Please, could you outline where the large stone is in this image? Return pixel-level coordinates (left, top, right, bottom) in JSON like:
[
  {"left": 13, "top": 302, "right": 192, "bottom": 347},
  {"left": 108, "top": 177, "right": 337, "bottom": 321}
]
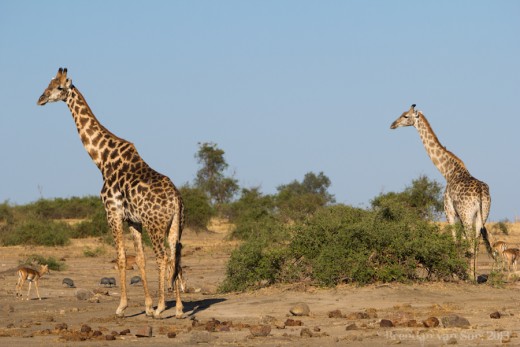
[
  {"left": 441, "top": 314, "right": 470, "bottom": 328},
  {"left": 290, "top": 302, "right": 310, "bottom": 316},
  {"left": 135, "top": 326, "right": 152, "bottom": 337},
  {"left": 423, "top": 316, "right": 440, "bottom": 328},
  {"left": 75, "top": 288, "right": 94, "bottom": 301},
  {"left": 249, "top": 325, "right": 271, "bottom": 337}
]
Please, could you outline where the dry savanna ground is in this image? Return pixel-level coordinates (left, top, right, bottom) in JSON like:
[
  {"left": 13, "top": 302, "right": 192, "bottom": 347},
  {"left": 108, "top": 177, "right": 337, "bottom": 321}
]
[{"left": 1, "top": 220, "right": 520, "bottom": 346}]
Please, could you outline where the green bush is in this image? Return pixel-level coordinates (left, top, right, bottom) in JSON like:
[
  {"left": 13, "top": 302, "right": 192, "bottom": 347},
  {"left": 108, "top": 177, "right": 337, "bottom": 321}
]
[
  {"left": 219, "top": 226, "right": 289, "bottom": 292},
  {"left": 71, "top": 209, "right": 109, "bottom": 238},
  {"left": 226, "top": 188, "right": 276, "bottom": 240},
  {"left": 220, "top": 187, "right": 467, "bottom": 292},
  {"left": 179, "top": 185, "right": 214, "bottom": 231},
  {"left": 1, "top": 217, "right": 72, "bottom": 246},
  {"left": 18, "top": 196, "right": 103, "bottom": 220},
  {"left": 276, "top": 172, "right": 335, "bottom": 222}
]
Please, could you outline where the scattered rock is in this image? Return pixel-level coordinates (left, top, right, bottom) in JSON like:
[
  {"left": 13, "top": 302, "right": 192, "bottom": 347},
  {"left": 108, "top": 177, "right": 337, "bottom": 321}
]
[
  {"left": 345, "top": 312, "right": 369, "bottom": 320},
  {"left": 380, "top": 319, "right": 394, "bottom": 328},
  {"left": 88, "top": 294, "right": 101, "bottom": 303},
  {"left": 313, "top": 326, "right": 321, "bottom": 332},
  {"left": 328, "top": 309, "right": 344, "bottom": 318},
  {"left": 80, "top": 324, "right": 92, "bottom": 334},
  {"left": 92, "top": 330, "right": 103, "bottom": 337},
  {"left": 105, "top": 334, "right": 116, "bottom": 341},
  {"left": 365, "top": 308, "right": 378, "bottom": 318},
  {"left": 93, "top": 288, "right": 109, "bottom": 295},
  {"left": 167, "top": 332, "right": 177, "bottom": 338},
  {"left": 135, "top": 326, "right": 152, "bottom": 337},
  {"left": 55, "top": 323, "right": 68, "bottom": 331},
  {"left": 490, "top": 311, "right": 501, "bottom": 319},
  {"left": 75, "top": 288, "right": 94, "bottom": 301},
  {"left": 346, "top": 323, "right": 358, "bottom": 330},
  {"left": 290, "top": 302, "right": 310, "bottom": 316},
  {"left": 441, "top": 314, "right": 470, "bottom": 328},
  {"left": 205, "top": 318, "right": 220, "bottom": 332},
  {"left": 423, "top": 316, "right": 440, "bottom": 328},
  {"left": 249, "top": 325, "right": 271, "bottom": 337},
  {"left": 285, "top": 318, "right": 303, "bottom": 326},
  {"left": 388, "top": 311, "right": 414, "bottom": 326},
  {"left": 120, "top": 329, "right": 131, "bottom": 335},
  {"left": 300, "top": 327, "right": 313, "bottom": 337}
]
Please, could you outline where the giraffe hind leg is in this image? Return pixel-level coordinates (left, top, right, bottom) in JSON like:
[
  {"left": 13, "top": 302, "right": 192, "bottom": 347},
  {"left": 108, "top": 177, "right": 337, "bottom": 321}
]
[
  {"left": 167, "top": 210, "right": 184, "bottom": 318},
  {"left": 129, "top": 224, "right": 154, "bottom": 317}
]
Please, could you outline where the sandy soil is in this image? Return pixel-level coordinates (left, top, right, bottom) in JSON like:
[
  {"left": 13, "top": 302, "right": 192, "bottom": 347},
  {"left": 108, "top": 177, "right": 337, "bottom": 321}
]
[{"left": 1, "top": 220, "right": 520, "bottom": 346}]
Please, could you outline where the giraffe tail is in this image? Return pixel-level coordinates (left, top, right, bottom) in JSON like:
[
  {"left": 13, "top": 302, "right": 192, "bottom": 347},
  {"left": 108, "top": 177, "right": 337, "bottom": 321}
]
[
  {"left": 168, "top": 199, "right": 184, "bottom": 292},
  {"left": 478, "top": 186, "right": 493, "bottom": 257},
  {"left": 480, "top": 226, "right": 494, "bottom": 257}
]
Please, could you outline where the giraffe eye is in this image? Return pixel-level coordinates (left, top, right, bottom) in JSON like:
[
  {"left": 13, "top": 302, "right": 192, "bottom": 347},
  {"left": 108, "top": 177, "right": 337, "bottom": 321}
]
[
  {"left": 403, "top": 115, "right": 409, "bottom": 119},
  {"left": 57, "top": 86, "right": 64, "bottom": 91}
]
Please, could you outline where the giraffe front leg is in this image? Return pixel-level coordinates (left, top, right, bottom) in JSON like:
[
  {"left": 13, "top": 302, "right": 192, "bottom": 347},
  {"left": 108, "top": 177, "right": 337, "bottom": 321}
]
[
  {"left": 129, "top": 224, "right": 154, "bottom": 317},
  {"left": 108, "top": 213, "right": 128, "bottom": 318}
]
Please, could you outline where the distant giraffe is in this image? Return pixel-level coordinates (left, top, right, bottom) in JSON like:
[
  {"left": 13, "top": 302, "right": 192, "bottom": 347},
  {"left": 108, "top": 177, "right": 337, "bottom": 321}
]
[
  {"left": 390, "top": 104, "right": 492, "bottom": 279},
  {"left": 37, "top": 68, "right": 184, "bottom": 318}
]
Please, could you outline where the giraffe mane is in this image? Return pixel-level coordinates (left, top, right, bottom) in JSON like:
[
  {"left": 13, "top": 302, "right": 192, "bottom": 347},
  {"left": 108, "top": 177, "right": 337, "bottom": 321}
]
[{"left": 418, "top": 112, "right": 467, "bottom": 170}]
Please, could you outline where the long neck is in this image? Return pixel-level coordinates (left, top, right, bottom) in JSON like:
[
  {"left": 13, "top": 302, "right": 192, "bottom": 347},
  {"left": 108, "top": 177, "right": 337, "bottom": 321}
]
[
  {"left": 65, "top": 86, "right": 127, "bottom": 170},
  {"left": 414, "top": 114, "right": 469, "bottom": 180}
]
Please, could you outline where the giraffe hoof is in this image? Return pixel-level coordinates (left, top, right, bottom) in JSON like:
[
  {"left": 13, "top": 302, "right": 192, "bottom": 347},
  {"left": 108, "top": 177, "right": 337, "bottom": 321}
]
[{"left": 152, "top": 311, "right": 164, "bottom": 319}]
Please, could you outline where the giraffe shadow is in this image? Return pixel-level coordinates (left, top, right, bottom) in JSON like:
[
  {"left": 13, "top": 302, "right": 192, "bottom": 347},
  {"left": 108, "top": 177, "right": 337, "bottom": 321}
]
[
  {"left": 171, "top": 298, "right": 227, "bottom": 317},
  {"left": 125, "top": 298, "right": 227, "bottom": 319},
  {"left": 164, "top": 297, "right": 227, "bottom": 319}
]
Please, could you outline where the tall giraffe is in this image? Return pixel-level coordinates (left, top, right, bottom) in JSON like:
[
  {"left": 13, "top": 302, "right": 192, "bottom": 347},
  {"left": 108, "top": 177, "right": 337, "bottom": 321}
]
[
  {"left": 37, "top": 68, "right": 184, "bottom": 318},
  {"left": 390, "top": 104, "right": 492, "bottom": 279}
]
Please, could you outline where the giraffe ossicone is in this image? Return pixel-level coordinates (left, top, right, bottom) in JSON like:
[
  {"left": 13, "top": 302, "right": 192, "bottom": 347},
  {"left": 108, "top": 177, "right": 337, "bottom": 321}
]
[
  {"left": 391, "top": 104, "right": 493, "bottom": 280},
  {"left": 37, "top": 67, "right": 185, "bottom": 318}
]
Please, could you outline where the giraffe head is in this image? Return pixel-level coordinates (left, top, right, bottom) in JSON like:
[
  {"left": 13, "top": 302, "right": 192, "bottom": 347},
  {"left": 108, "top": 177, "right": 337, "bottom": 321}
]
[
  {"left": 37, "top": 68, "right": 72, "bottom": 106},
  {"left": 390, "top": 104, "right": 419, "bottom": 129}
]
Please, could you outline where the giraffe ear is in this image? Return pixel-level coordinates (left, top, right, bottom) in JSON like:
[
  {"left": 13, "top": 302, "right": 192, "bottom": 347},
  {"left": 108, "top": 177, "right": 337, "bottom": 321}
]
[{"left": 65, "top": 78, "right": 72, "bottom": 88}]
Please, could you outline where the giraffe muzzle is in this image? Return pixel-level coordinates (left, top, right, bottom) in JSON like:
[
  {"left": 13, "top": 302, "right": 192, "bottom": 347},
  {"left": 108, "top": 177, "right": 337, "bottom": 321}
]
[{"left": 37, "top": 94, "right": 48, "bottom": 106}]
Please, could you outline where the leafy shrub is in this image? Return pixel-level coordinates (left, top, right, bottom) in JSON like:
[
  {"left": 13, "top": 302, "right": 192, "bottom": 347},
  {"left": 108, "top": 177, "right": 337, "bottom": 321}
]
[
  {"left": 371, "top": 175, "right": 443, "bottom": 221},
  {"left": 219, "top": 224, "right": 290, "bottom": 292},
  {"left": 227, "top": 188, "right": 276, "bottom": 240},
  {"left": 1, "top": 217, "right": 72, "bottom": 246},
  {"left": 71, "top": 209, "right": 109, "bottom": 238},
  {"left": 179, "top": 185, "right": 214, "bottom": 231},
  {"left": 18, "top": 196, "right": 103, "bottom": 220},
  {"left": 220, "top": 180, "right": 467, "bottom": 292},
  {"left": 276, "top": 172, "right": 335, "bottom": 222}
]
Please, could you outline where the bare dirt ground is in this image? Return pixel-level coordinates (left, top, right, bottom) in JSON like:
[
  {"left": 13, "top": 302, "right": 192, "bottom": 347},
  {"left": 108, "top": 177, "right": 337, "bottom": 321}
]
[{"left": 1, "top": 220, "right": 520, "bottom": 346}]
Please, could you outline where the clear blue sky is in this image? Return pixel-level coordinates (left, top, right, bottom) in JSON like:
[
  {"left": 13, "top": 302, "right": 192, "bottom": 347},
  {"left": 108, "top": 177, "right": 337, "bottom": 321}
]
[{"left": 1, "top": 1, "right": 518, "bottom": 221}]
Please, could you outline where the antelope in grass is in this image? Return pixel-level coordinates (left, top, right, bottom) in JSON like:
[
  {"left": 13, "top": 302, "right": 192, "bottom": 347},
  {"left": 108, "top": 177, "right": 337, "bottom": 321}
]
[
  {"left": 491, "top": 241, "right": 508, "bottom": 269},
  {"left": 16, "top": 264, "right": 49, "bottom": 300},
  {"left": 502, "top": 248, "right": 520, "bottom": 273}
]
